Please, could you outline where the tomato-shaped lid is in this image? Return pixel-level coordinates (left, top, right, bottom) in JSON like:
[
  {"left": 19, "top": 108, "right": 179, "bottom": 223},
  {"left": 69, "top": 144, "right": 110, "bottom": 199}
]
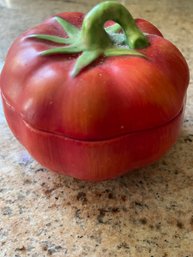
[{"left": 0, "top": 2, "right": 189, "bottom": 141}]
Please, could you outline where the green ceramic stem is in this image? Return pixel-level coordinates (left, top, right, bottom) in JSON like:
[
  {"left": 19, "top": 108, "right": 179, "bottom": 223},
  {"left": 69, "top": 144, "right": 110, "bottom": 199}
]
[
  {"left": 29, "top": 1, "right": 149, "bottom": 76},
  {"left": 81, "top": 1, "right": 149, "bottom": 50}
]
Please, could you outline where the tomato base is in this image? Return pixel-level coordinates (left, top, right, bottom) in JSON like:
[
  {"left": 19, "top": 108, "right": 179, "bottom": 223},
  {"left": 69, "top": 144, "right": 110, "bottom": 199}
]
[{"left": 2, "top": 98, "right": 184, "bottom": 181}]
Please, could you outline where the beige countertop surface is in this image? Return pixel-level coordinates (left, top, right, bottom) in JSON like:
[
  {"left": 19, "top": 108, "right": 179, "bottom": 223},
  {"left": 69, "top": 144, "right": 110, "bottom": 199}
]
[{"left": 0, "top": 0, "right": 193, "bottom": 256}]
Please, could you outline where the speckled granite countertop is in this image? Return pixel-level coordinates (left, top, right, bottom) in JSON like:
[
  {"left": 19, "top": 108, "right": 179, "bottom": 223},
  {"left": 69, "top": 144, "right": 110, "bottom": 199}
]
[{"left": 0, "top": 0, "right": 193, "bottom": 256}]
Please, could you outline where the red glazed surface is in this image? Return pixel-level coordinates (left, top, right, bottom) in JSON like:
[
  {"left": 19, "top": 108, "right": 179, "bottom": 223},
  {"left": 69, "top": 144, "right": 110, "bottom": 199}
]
[{"left": 0, "top": 12, "right": 189, "bottom": 181}]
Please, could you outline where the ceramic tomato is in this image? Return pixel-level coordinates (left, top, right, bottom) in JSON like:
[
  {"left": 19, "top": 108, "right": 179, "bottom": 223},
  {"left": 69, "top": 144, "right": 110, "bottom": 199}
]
[{"left": 0, "top": 1, "right": 189, "bottom": 181}]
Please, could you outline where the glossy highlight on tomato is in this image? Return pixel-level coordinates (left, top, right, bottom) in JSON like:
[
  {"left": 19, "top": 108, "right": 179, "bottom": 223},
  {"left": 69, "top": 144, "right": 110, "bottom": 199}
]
[{"left": 0, "top": 1, "right": 189, "bottom": 181}]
